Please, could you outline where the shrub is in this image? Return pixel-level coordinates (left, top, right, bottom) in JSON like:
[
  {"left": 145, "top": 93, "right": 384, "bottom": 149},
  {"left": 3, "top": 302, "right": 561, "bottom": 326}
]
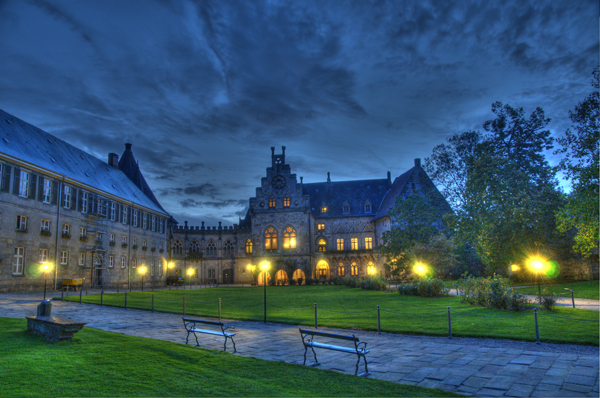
[
  {"left": 305, "top": 277, "right": 314, "bottom": 286},
  {"left": 289, "top": 278, "right": 296, "bottom": 286},
  {"left": 539, "top": 289, "right": 557, "bottom": 310},
  {"left": 508, "top": 292, "right": 529, "bottom": 311},
  {"left": 457, "top": 274, "right": 528, "bottom": 311},
  {"left": 361, "top": 276, "right": 387, "bottom": 291},
  {"left": 398, "top": 279, "right": 446, "bottom": 297},
  {"left": 296, "top": 278, "right": 303, "bottom": 285}
]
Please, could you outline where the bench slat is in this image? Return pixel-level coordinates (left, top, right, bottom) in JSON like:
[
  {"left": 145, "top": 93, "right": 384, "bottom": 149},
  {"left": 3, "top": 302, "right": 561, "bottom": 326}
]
[
  {"left": 183, "top": 318, "right": 223, "bottom": 327},
  {"left": 190, "top": 328, "right": 235, "bottom": 337},
  {"left": 306, "top": 342, "right": 361, "bottom": 354},
  {"left": 299, "top": 328, "right": 358, "bottom": 342}
]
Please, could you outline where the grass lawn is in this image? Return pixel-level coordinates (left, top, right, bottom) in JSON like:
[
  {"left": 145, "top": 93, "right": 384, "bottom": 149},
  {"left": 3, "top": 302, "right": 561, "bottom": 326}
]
[
  {"left": 514, "top": 280, "right": 599, "bottom": 300},
  {"left": 60, "top": 285, "right": 599, "bottom": 345},
  {"left": 1, "top": 318, "right": 460, "bottom": 398}
]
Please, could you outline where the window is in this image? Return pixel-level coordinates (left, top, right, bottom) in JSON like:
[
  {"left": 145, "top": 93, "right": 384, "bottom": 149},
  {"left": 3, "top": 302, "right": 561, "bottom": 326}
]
[
  {"left": 122, "top": 236, "right": 127, "bottom": 245},
  {"left": 208, "top": 269, "right": 216, "bottom": 279},
  {"left": 159, "top": 242, "right": 163, "bottom": 251},
  {"left": 318, "top": 239, "right": 327, "bottom": 252},
  {"left": 190, "top": 240, "right": 199, "bottom": 253},
  {"left": 42, "top": 179, "right": 52, "bottom": 203},
  {"left": 174, "top": 240, "right": 183, "bottom": 256},
  {"left": 62, "top": 223, "right": 71, "bottom": 237},
  {"left": 81, "top": 192, "right": 88, "bottom": 213},
  {"left": 133, "top": 238, "right": 137, "bottom": 247},
  {"left": 122, "top": 205, "right": 128, "bottom": 224},
  {"left": 63, "top": 186, "right": 72, "bottom": 208},
  {"left": 269, "top": 197, "right": 275, "bottom": 208},
  {"left": 142, "top": 213, "right": 147, "bottom": 229},
  {"left": 283, "top": 226, "right": 296, "bottom": 249},
  {"left": 110, "top": 202, "right": 116, "bottom": 221},
  {"left": 133, "top": 210, "right": 138, "bottom": 227},
  {"left": 224, "top": 240, "right": 233, "bottom": 256},
  {"left": 95, "top": 233, "right": 102, "bottom": 242},
  {"left": 16, "top": 215, "right": 27, "bottom": 231},
  {"left": 109, "top": 233, "right": 115, "bottom": 243},
  {"left": 337, "top": 239, "right": 344, "bottom": 251},
  {"left": 39, "top": 249, "right": 48, "bottom": 263},
  {"left": 151, "top": 215, "right": 156, "bottom": 231},
  {"left": 365, "top": 237, "right": 373, "bottom": 250},
  {"left": 283, "top": 197, "right": 290, "bottom": 207},
  {"left": 109, "top": 256, "right": 114, "bottom": 268},
  {"left": 142, "top": 240, "right": 147, "bottom": 249},
  {"left": 364, "top": 204, "right": 372, "bottom": 213},
  {"left": 130, "top": 257, "right": 136, "bottom": 268},
  {"left": 13, "top": 247, "right": 25, "bottom": 274},
  {"left": 317, "top": 223, "right": 325, "bottom": 230},
  {"left": 245, "top": 239, "right": 253, "bottom": 254},
  {"left": 151, "top": 260, "right": 155, "bottom": 276},
  {"left": 80, "top": 227, "right": 87, "bottom": 239},
  {"left": 206, "top": 240, "right": 217, "bottom": 256},
  {"left": 79, "top": 253, "right": 86, "bottom": 266},
  {"left": 343, "top": 204, "right": 350, "bottom": 213},
  {"left": 351, "top": 262, "right": 358, "bottom": 276},
  {"left": 321, "top": 205, "right": 327, "bottom": 214},
  {"left": 121, "top": 257, "right": 127, "bottom": 268},
  {"left": 41, "top": 220, "right": 50, "bottom": 234},
  {"left": 158, "top": 261, "right": 163, "bottom": 276},
  {"left": 265, "top": 227, "right": 278, "bottom": 250},
  {"left": 18, "top": 170, "right": 29, "bottom": 197},
  {"left": 60, "top": 251, "right": 69, "bottom": 265},
  {"left": 351, "top": 238, "right": 358, "bottom": 250},
  {"left": 151, "top": 241, "right": 156, "bottom": 250},
  {"left": 338, "top": 263, "right": 345, "bottom": 276}
]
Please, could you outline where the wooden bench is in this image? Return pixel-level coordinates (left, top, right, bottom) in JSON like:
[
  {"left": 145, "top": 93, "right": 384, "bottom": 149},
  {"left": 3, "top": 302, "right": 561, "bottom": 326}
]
[
  {"left": 182, "top": 317, "right": 236, "bottom": 352},
  {"left": 299, "top": 328, "right": 370, "bottom": 376}
]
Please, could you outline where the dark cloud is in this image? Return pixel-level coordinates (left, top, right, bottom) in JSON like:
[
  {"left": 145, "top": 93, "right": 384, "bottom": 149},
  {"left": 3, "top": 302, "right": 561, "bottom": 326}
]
[{"left": 179, "top": 199, "right": 247, "bottom": 209}]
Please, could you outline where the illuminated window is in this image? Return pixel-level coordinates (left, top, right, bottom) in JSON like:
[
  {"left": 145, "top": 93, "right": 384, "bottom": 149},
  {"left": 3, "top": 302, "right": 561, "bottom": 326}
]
[
  {"left": 39, "top": 249, "right": 48, "bottom": 263},
  {"left": 121, "top": 235, "right": 127, "bottom": 245},
  {"left": 321, "top": 205, "right": 327, "bottom": 213},
  {"left": 269, "top": 197, "right": 276, "bottom": 208},
  {"left": 283, "top": 226, "right": 296, "bottom": 249},
  {"left": 338, "top": 263, "right": 345, "bottom": 276},
  {"left": 318, "top": 239, "right": 327, "bottom": 252},
  {"left": 365, "top": 237, "right": 372, "bottom": 250},
  {"left": 337, "top": 239, "right": 344, "bottom": 251},
  {"left": 246, "top": 239, "right": 253, "bottom": 254},
  {"left": 174, "top": 240, "right": 183, "bottom": 255},
  {"left": 283, "top": 197, "right": 290, "bottom": 207},
  {"left": 190, "top": 240, "right": 200, "bottom": 253},
  {"left": 265, "top": 227, "right": 278, "bottom": 250},
  {"left": 224, "top": 240, "right": 234, "bottom": 256},
  {"left": 206, "top": 240, "right": 217, "bottom": 256},
  {"left": 351, "top": 238, "right": 358, "bottom": 250},
  {"left": 351, "top": 262, "right": 358, "bottom": 276},
  {"left": 317, "top": 223, "right": 325, "bottom": 230}
]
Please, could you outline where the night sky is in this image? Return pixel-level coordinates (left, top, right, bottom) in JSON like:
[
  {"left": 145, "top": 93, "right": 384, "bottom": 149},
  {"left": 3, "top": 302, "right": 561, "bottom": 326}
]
[{"left": 0, "top": 0, "right": 597, "bottom": 227}]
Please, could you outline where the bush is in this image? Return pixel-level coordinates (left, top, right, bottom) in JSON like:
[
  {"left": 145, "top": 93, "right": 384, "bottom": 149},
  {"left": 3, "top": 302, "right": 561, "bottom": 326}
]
[
  {"left": 289, "top": 278, "right": 296, "bottom": 286},
  {"left": 509, "top": 292, "right": 529, "bottom": 311},
  {"left": 539, "top": 289, "right": 557, "bottom": 310},
  {"left": 361, "top": 276, "right": 387, "bottom": 291},
  {"left": 398, "top": 279, "right": 446, "bottom": 297},
  {"left": 296, "top": 278, "right": 303, "bottom": 285},
  {"left": 457, "top": 274, "right": 529, "bottom": 311},
  {"left": 305, "top": 277, "right": 314, "bottom": 286}
]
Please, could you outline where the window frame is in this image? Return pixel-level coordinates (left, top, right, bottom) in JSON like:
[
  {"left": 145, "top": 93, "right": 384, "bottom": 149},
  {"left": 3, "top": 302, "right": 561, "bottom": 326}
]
[
  {"left": 365, "top": 237, "right": 373, "bottom": 250},
  {"left": 336, "top": 238, "right": 344, "bottom": 251},
  {"left": 42, "top": 179, "right": 52, "bottom": 204},
  {"left": 13, "top": 247, "right": 25, "bottom": 275},
  {"left": 60, "top": 251, "right": 69, "bottom": 265},
  {"left": 18, "top": 170, "right": 30, "bottom": 197}
]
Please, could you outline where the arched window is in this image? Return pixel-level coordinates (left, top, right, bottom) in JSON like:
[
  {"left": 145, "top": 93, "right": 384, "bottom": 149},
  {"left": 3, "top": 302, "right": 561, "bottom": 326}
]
[
  {"left": 283, "top": 226, "right": 296, "bottom": 249},
  {"left": 245, "top": 239, "right": 253, "bottom": 254},
  {"left": 206, "top": 240, "right": 217, "bottom": 256},
  {"left": 174, "top": 240, "right": 183, "bottom": 256},
  {"left": 338, "top": 262, "right": 345, "bottom": 276},
  {"left": 283, "top": 197, "right": 290, "bottom": 207},
  {"left": 351, "top": 262, "right": 358, "bottom": 276},
  {"left": 224, "top": 240, "right": 234, "bottom": 256},
  {"left": 189, "top": 240, "right": 200, "bottom": 253},
  {"left": 318, "top": 238, "right": 327, "bottom": 252},
  {"left": 269, "top": 197, "right": 276, "bottom": 208},
  {"left": 265, "top": 227, "right": 278, "bottom": 250}
]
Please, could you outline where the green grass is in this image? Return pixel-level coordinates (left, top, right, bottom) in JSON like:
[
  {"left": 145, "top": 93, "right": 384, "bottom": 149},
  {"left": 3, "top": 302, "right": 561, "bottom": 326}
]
[
  {"left": 60, "top": 285, "right": 599, "bottom": 345},
  {"left": 1, "top": 318, "right": 460, "bottom": 397},
  {"left": 514, "top": 280, "right": 599, "bottom": 300}
]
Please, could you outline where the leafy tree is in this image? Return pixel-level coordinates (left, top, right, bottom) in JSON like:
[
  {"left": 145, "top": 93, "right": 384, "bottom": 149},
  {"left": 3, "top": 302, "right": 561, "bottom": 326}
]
[
  {"left": 408, "top": 234, "right": 458, "bottom": 278},
  {"left": 555, "top": 69, "right": 599, "bottom": 257}
]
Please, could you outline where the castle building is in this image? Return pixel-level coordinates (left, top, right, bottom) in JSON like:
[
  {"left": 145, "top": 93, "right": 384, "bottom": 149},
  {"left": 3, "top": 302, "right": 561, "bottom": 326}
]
[
  {"left": 170, "top": 146, "right": 450, "bottom": 285},
  {"left": 0, "top": 109, "right": 170, "bottom": 293}
]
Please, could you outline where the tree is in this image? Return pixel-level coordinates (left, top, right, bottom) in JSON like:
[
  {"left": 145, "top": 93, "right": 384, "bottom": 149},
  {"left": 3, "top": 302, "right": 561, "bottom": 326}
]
[
  {"left": 555, "top": 69, "right": 599, "bottom": 257},
  {"left": 456, "top": 103, "right": 562, "bottom": 273}
]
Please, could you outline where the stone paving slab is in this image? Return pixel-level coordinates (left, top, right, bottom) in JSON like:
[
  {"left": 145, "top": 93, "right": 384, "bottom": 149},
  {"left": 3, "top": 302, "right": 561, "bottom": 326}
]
[{"left": 1, "top": 292, "right": 599, "bottom": 397}]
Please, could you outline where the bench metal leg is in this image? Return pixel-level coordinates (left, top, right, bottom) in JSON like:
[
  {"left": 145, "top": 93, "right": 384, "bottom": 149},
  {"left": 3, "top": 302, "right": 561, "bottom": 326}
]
[
  {"left": 303, "top": 345, "right": 320, "bottom": 367},
  {"left": 224, "top": 336, "right": 237, "bottom": 353},
  {"left": 192, "top": 331, "right": 200, "bottom": 346},
  {"left": 356, "top": 354, "right": 370, "bottom": 377}
]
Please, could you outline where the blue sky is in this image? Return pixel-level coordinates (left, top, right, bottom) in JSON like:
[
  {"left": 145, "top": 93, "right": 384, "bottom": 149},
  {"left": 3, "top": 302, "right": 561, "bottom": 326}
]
[{"left": 0, "top": 0, "right": 597, "bottom": 226}]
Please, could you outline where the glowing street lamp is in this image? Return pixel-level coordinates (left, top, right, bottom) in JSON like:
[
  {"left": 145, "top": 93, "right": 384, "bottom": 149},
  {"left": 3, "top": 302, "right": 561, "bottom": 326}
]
[
  {"left": 527, "top": 257, "right": 546, "bottom": 297},
  {"left": 413, "top": 262, "right": 428, "bottom": 278},
  {"left": 188, "top": 269, "right": 194, "bottom": 289},
  {"left": 168, "top": 262, "right": 174, "bottom": 277},
  {"left": 139, "top": 267, "right": 147, "bottom": 291},
  {"left": 41, "top": 262, "right": 51, "bottom": 300},
  {"left": 260, "top": 261, "right": 270, "bottom": 324}
]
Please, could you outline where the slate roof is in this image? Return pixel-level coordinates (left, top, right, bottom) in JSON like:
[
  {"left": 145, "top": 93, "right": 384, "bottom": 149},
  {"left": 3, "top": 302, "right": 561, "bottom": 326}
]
[
  {"left": 118, "top": 143, "right": 166, "bottom": 212},
  {"left": 0, "top": 109, "right": 169, "bottom": 216},
  {"left": 372, "top": 167, "right": 414, "bottom": 221},
  {"left": 302, "top": 178, "right": 390, "bottom": 218}
]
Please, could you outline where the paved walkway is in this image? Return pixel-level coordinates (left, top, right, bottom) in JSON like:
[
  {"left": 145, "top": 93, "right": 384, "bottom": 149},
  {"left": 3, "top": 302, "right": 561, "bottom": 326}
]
[{"left": 2, "top": 292, "right": 598, "bottom": 397}]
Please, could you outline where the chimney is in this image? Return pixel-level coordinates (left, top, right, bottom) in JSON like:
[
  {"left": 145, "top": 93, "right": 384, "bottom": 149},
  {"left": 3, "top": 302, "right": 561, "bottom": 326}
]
[
  {"left": 414, "top": 158, "right": 421, "bottom": 168},
  {"left": 108, "top": 153, "right": 119, "bottom": 168}
]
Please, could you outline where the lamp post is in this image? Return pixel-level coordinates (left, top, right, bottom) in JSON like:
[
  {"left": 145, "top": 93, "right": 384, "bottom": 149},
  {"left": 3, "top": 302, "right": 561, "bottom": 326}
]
[
  {"left": 565, "top": 288, "right": 575, "bottom": 308},
  {"left": 139, "top": 267, "right": 146, "bottom": 291},
  {"left": 168, "top": 262, "right": 174, "bottom": 277},
  {"left": 531, "top": 260, "right": 544, "bottom": 297},
  {"left": 261, "top": 261, "right": 270, "bottom": 324},
  {"left": 42, "top": 262, "right": 50, "bottom": 300},
  {"left": 188, "top": 269, "right": 194, "bottom": 290}
]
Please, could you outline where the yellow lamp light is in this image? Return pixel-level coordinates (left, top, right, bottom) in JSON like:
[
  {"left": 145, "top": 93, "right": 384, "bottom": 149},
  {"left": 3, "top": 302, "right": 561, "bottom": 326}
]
[
  {"left": 413, "top": 262, "right": 427, "bottom": 277},
  {"left": 511, "top": 264, "right": 520, "bottom": 272},
  {"left": 168, "top": 262, "right": 174, "bottom": 269},
  {"left": 260, "top": 261, "right": 270, "bottom": 271},
  {"left": 139, "top": 266, "right": 146, "bottom": 275},
  {"left": 188, "top": 269, "right": 194, "bottom": 276}
]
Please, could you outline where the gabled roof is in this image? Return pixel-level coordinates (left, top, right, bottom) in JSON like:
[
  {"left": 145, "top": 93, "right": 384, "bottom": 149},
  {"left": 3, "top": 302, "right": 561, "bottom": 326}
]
[
  {"left": 0, "top": 109, "right": 168, "bottom": 216},
  {"left": 118, "top": 143, "right": 166, "bottom": 212},
  {"left": 302, "top": 178, "right": 390, "bottom": 218},
  {"left": 372, "top": 167, "right": 414, "bottom": 221}
]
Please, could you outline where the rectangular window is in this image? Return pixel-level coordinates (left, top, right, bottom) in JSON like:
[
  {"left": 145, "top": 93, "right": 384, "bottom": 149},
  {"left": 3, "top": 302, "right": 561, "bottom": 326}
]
[
  {"left": 80, "top": 227, "right": 87, "bottom": 239},
  {"left": 317, "top": 223, "right": 325, "bottom": 230},
  {"left": 63, "top": 186, "right": 72, "bottom": 208},
  {"left": 41, "top": 220, "right": 50, "bottom": 233},
  {"left": 109, "top": 233, "right": 115, "bottom": 243},
  {"left": 208, "top": 269, "right": 215, "bottom": 279},
  {"left": 151, "top": 215, "right": 156, "bottom": 231},
  {"left": 351, "top": 238, "right": 358, "bottom": 250},
  {"left": 95, "top": 233, "right": 102, "bottom": 242},
  {"left": 142, "top": 213, "right": 147, "bottom": 229},
  {"left": 122, "top": 206, "right": 128, "bottom": 224},
  {"left": 62, "top": 224, "right": 71, "bottom": 236},
  {"left": 18, "top": 170, "right": 29, "bottom": 197},
  {"left": 151, "top": 241, "right": 156, "bottom": 250},
  {"left": 108, "top": 256, "right": 114, "bottom": 268},
  {"left": 338, "top": 264, "right": 345, "bottom": 276},
  {"left": 351, "top": 264, "right": 358, "bottom": 276},
  {"left": 16, "top": 215, "right": 27, "bottom": 231},
  {"left": 133, "top": 210, "right": 138, "bottom": 227},
  {"left": 42, "top": 179, "right": 52, "bottom": 203},
  {"left": 131, "top": 258, "right": 136, "bottom": 268},
  {"left": 269, "top": 198, "right": 275, "bottom": 208},
  {"left": 39, "top": 249, "right": 49, "bottom": 263},
  {"left": 133, "top": 238, "right": 137, "bottom": 247},
  {"left": 13, "top": 247, "right": 25, "bottom": 274},
  {"left": 283, "top": 197, "right": 290, "bottom": 207},
  {"left": 81, "top": 192, "right": 88, "bottom": 213},
  {"left": 121, "top": 257, "right": 127, "bottom": 268},
  {"left": 159, "top": 242, "right": 163, "bottom": 250},
  {"left": 122, "top": 236, "right": 127, "bottom": 245},
  {"left": 158, "top": 261, "right": 163, "bottom": 276},
  {"left": 151, "top": 260, "right": 155, "bottom": 276},
  {"left": 60, "top": 251, "right": 68, "bottom": 265},
  {"left": 337, "top": 239, "right": 344, "bottom": 251},
  {"left": 142, "top": 239, "right": 147, "bottom": 248},
  {"left": 110, "top": 202, "right": 116, "bottom": 221},
  {"left": 79, "top": 253, "right": 85, "bottom": 266},
  {"left": 365, "top": 237, "right": 373, "bottom": 250}
]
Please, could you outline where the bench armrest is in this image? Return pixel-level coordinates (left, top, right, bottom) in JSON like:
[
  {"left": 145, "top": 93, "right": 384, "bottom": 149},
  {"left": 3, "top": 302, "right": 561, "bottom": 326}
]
[
  {"left": 357, "top": 341, "right": 368, "bottom": 352},
  {"left": 223, "top": 326, "right": 235, "bottom": 332}
]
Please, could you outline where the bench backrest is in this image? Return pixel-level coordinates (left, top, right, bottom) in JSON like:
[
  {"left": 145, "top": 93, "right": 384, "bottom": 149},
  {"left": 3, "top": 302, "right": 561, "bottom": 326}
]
[
  {"left": 183, "top": 317, "right": 224, "bottom": 328},
  {"left": 299, "top": 328, "right": 358, "bottom": 342}
]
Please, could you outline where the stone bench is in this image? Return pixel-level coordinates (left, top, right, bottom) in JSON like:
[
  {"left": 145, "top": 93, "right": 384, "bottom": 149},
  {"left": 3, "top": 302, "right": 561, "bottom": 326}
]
[{"left": 26, "top": 316, "right": 86, "bottom": 342}]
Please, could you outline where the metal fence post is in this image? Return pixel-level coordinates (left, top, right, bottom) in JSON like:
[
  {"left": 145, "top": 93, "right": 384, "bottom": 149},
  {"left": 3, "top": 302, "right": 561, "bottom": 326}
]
[
  {"left": 125, "top": 292, "right": 127, "bottom": 310},
  {"left": 152, "top": 294, "right": 155, "bottom": 313},
  {"left": 534, "top": 308, "right": 540, "bottom": 344},
  {"left": 377, "top": 305, "right": 381, "bottom": 334},
  {"left": 183, "top": 295, "right": 186, "bottom": 316},
  {"left": 79, "top": 288, "right": 82, "bottom": 304},
  {"left": 447, "top": 306, "right": 452, "bottom": 339},
  {"left": 100, "top": 290, "right": 104, "bottom": 307},
  {"left": 219, "top": 298, "right": 222, "bottom": 321},
  {"left": 314, "top": 303, "right": 318, "bottom": 329}
]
